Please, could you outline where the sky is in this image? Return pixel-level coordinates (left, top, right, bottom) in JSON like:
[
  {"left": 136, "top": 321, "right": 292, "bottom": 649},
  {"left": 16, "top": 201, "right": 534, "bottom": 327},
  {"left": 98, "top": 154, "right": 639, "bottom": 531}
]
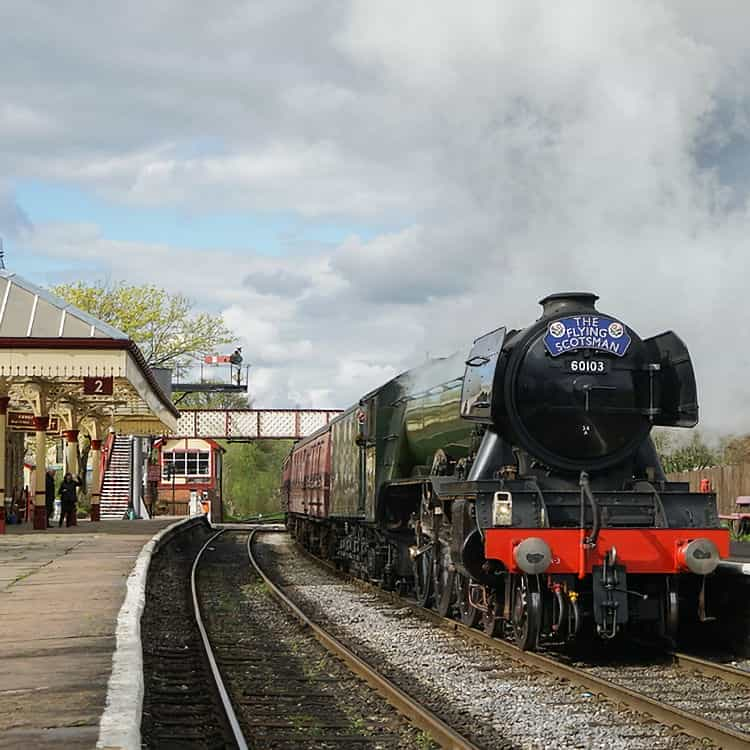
[{"left": 1, "top": 1, "right": 750, "bottom": 433}]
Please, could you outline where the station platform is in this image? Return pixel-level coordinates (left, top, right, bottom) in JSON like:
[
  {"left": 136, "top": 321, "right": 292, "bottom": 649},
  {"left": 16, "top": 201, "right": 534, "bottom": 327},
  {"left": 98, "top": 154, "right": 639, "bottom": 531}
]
[{"left": 0, "top": 518, "right": 179, "bottom": 749}]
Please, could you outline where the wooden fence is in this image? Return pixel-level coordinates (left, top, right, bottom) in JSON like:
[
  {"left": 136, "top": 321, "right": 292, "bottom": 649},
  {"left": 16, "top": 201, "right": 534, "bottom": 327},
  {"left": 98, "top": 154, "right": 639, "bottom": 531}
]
[{"left": 667, "top": 463, "right": 750, "bottom": 516}]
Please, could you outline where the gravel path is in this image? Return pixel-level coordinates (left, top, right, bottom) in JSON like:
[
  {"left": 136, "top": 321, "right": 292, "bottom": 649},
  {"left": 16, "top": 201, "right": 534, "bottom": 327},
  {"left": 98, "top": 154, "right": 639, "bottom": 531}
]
[{"left": 255, "top": 532, "right": 708, "bottom": 750}]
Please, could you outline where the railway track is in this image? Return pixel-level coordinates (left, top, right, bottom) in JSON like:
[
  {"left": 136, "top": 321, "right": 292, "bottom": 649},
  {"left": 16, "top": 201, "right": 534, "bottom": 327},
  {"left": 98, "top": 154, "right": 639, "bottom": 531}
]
[
  {"left": 196, "top": 528, "right": 481, "bottom": 749},
  {"left": 272, "top": 529, "right": 750, "bottom": 750},
  {"left": 559, "top": 648, "right": 750, "bottom": 748},
  {"left": 255, "top": 531, "right": 704, "bottom": 749},
  {"left": 412, "top": 605, "right": 750, "bottom": 748},
  {"left": 144, "top": 525, "right": 445, "bottom": 748},
  {"left": 191, "top": 530, "right": 248, "bottom": 750},
  {"left": 141, "top": 524, "right": 237, "bottom": 748},
  {"left": 242, "top": 529, "right": 478, "bottom": 749}
]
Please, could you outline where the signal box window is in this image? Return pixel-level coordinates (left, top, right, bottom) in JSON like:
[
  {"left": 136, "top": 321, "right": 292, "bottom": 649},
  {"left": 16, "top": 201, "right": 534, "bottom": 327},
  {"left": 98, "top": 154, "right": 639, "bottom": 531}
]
[{"left": 163, "top": 450, "right": 210, "bottom": 479}]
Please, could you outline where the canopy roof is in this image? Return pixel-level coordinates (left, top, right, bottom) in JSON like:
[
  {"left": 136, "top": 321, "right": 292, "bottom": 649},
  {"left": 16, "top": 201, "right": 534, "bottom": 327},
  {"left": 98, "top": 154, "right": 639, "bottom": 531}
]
[
  {"left": 0, "top": 271, "right": 178, "bottom": 435},
  {"left": 0, "top": 271, "right": 129, "bottom": 340}
]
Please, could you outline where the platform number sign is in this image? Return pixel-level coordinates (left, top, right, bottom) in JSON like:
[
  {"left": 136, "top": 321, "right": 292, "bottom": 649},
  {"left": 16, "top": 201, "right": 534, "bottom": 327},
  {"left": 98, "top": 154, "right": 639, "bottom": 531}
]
[{"left": 83, "top": 376, "right": 114, "bottom": 396}]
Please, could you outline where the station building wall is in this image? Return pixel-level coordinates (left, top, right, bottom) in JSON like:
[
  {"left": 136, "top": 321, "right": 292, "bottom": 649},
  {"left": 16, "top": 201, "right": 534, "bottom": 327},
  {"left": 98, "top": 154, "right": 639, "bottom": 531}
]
[{"left": 152, "top": 437, "right": 224, "bottom": 518}]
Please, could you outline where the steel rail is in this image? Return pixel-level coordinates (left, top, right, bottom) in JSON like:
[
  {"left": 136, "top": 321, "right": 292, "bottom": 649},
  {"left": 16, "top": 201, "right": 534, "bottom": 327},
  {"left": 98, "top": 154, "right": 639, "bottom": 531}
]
[
  {"left": 247, "top": 529, "right": 481, "bottom": 750},
  {"left": 191, "top": 528, "right": 249, "bottom": 750},
  {"left": 443, "top": 620, "right": 750, "bottom": 750},
  {"left": 291, "top": 535, "right": 750, "bottom": 750},
  {"left": 671, "top": 651, "right": 750, "bottom": 688}
]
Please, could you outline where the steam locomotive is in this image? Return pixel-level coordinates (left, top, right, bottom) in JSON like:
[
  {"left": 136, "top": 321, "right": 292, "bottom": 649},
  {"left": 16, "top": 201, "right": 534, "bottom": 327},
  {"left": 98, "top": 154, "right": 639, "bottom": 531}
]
[{"left": 282, "top": 293, "right": 730, "bottom": 649}]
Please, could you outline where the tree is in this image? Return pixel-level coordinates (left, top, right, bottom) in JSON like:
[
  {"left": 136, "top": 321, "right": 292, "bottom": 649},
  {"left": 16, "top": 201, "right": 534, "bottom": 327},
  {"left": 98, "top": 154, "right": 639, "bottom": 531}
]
[
  {"left": 176, "top": 388, "right": 251, "bottom": 410},
  {"left": 50, "top": 281, "right": 234, "bottom": 369},
  {"left": 655, "top": 429, "right": 720, "bottom": 474},
  {"left": 721, "top": 434, "right": 750, "bottom": 465},
  {"left": 220, "top": 439, "right": 293, "bottom": 518}
]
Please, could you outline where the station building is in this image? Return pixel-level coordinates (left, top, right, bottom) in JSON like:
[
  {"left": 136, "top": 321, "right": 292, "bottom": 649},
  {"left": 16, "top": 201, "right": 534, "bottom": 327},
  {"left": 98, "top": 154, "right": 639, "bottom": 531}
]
[
  {"left": 150, "top": 436, "right": 224, "bottom": 517},
  {"left": 0, "top": 269, "right": 179, "bottom": 530}
]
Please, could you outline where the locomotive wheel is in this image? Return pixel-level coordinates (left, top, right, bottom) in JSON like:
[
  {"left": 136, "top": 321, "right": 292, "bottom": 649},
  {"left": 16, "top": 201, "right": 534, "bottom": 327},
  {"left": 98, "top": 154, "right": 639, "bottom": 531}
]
[
  {"left": 512, "top": 574, "right": 542, "bottom": 650},
  {"left": 458, "top": 575, "right": 481, "bottom": 627},
  {"left": 482, "top": 590, "right": 503, "bottom": 637},
  {"left": 551, "top": 587, "right": 567, "bottom": 640},
  {"left": 434, "top": 542, "right": 458, "bottom": 617},
  {"left": 436, "top": 569, "right": 456, "bottom": 617},
  {"left": 661, "top": 577, "right": 679, "bottom": 640},
  {"left": 413, "top": 547, "right": 433, "bottom": 608},
  {"left": 567, "top": 594, "right": 580, "bottom": 640}
]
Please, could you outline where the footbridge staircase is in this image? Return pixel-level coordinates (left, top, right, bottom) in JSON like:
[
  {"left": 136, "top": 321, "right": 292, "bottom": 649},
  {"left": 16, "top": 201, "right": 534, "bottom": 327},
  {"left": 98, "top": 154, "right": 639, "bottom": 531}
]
[{"left": 99, "top": 435, "right": 133, "bottom": 519}]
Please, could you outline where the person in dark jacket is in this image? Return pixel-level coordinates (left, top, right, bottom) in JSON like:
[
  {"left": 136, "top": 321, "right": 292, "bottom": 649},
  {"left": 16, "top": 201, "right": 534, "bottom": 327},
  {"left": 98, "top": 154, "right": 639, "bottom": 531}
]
[
  {"left": 58, "top": 472, "right": 80, "bottom": 528},
  {"left": 45, "top": 469, "right": 56, "bottom": 527}
]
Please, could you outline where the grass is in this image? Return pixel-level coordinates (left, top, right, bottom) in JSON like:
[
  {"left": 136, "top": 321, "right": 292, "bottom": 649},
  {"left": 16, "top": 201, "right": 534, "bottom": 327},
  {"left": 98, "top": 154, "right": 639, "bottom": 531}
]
[
  {"left": 242, "top": 580, "right": 269, "bottom": 597},
  {"left": 414, "top": 730, "right": 438, "bottom": 749},
  {"left": 720, "top": 520, "right": 750, "bottom": 542}
]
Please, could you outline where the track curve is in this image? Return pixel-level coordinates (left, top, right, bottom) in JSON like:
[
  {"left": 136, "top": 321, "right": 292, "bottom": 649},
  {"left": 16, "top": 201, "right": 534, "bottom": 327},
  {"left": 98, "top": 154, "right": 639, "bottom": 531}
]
[{"left": 191, "top": 528, "right": 249, "bottom": 750}]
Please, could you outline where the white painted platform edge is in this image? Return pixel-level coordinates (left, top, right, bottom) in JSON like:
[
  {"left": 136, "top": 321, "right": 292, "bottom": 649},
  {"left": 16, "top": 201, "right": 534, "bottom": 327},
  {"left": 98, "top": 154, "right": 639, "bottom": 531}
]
[{"left": 96, "top": 517, "right": 206, "bottom": 750}]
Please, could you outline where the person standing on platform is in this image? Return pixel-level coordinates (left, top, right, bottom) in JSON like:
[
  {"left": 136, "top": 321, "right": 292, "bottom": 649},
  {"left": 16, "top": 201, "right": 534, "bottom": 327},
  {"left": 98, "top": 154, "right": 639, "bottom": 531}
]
[
  {"left": 58, "top": 473, "right": 80, "bottom": 528},
  {"left": 45, "top": 469, "right": 56, "bottom": 527}
]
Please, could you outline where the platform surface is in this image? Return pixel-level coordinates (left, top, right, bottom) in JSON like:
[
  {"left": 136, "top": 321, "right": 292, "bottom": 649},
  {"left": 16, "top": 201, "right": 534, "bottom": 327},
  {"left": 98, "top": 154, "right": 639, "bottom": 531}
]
[{"left": 0, "top": 518, "right": 178, "bottom": 749}]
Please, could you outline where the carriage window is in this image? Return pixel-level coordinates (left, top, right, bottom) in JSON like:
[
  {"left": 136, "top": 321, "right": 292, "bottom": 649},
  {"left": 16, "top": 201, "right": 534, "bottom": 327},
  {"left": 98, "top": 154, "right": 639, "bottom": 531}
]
[{"left": 163, "top": 450, "right": 210, "bottom": 478}]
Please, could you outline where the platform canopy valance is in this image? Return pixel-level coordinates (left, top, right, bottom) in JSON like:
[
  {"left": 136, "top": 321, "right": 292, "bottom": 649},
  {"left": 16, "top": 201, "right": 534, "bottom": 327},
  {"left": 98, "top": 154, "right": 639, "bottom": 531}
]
[{"left": 0, "top": 271, "right": 178, "bottom": 435}]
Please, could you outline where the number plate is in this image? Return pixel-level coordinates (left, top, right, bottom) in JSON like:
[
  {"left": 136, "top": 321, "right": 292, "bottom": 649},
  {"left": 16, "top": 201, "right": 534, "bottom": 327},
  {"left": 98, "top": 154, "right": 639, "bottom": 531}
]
[
  {"left": 83, "top": 376, "right": 114, "bottom": 395},
  {"left": 567, "top": 359, "right": 608, "bottom": 374}
]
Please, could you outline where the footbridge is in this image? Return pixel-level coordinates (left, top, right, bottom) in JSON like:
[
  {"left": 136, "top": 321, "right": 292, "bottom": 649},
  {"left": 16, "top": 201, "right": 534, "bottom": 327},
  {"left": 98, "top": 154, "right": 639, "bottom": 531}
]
[{"left": 175, "top": 408, "right": 342, "bottom": 440}]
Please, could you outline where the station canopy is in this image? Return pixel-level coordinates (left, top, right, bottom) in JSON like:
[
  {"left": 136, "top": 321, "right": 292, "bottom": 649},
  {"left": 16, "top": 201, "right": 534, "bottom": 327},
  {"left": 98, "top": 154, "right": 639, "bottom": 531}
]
[{"left": 0, "top": 270, "right": 178, "bottom": 435}]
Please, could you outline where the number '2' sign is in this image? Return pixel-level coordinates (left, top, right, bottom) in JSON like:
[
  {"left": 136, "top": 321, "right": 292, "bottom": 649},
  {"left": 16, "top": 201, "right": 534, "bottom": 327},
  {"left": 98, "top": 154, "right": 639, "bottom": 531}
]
[{"left": 83, "top": 376, "right": 114, "bottom": 396}]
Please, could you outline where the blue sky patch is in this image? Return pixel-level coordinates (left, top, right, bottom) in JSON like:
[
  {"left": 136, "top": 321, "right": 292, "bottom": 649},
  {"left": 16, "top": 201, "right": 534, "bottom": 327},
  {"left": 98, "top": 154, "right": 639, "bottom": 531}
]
[{"left": 13, "top": 180, "right": 390, "bottom": 257}]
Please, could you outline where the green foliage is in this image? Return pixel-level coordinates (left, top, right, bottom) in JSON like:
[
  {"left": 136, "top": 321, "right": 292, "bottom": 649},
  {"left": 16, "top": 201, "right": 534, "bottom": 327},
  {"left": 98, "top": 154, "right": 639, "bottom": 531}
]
[
  {"left": 654, "top": 429, "right": 721, "bottom": 473},
  {"left": 176, "top": 387, "right": 250, "bottom": 410},
  {"left": 220, "top": 439, "right": 293, "bottom": 519},
  {"left": 721, "top": 434, "right": 750, "bottom": 465},
  {"left": 50, "top": 281, "right": 234, "bottom": 368}
]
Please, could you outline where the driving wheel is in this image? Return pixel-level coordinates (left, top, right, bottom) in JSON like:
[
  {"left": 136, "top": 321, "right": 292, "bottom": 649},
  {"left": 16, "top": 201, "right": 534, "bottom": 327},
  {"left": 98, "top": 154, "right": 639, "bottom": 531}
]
[
  {"left": 458, "top": 575, "right": 481, "bottom": 627},
  {"left": 512, "top": 574, "right": 542, "bottom": 650},
  {"left": 413, "top": 546, "right": 433, "bottom": 608}
]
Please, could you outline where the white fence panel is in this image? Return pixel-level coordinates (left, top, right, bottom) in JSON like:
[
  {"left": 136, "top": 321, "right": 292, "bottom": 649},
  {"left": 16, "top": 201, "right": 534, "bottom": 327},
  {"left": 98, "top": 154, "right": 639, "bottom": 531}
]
[
  {"left": 228, "top": 411, "right": 258, "bottom": 438},
  {"left": 176, "top": 409, "right": 341, "bottom": 439}
]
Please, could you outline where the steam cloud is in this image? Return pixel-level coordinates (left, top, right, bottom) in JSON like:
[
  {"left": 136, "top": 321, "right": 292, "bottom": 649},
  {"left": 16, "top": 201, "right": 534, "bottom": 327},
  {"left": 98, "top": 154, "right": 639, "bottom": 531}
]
[{"left": 2, "top": 2, "right": 750, "bottom": 432}]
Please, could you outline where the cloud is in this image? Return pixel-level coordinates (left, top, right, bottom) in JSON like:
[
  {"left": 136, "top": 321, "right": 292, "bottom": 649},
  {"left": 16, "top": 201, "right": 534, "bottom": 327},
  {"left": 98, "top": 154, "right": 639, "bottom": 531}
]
[
  {"left": 5, "top": 1, "right": 750, "bottom": 432},
  {"left": 0, "top": 184, "right": 32, "bottom": 240},
  {"left": 244, "top": 268, "right": 313, "bottom": 297}
]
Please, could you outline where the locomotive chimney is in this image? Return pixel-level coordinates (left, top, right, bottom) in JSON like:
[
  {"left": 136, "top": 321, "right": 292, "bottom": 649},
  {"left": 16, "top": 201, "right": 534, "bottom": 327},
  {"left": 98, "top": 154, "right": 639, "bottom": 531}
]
[{"left": 539, "top": 292, "right": 599, "bottom": 318}]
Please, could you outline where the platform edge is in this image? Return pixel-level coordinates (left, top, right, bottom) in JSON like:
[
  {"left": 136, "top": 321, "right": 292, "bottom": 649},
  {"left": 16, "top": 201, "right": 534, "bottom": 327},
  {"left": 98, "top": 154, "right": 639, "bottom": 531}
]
[{"left": 96, "top": 516, "right": 209, "bottom": 750}]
